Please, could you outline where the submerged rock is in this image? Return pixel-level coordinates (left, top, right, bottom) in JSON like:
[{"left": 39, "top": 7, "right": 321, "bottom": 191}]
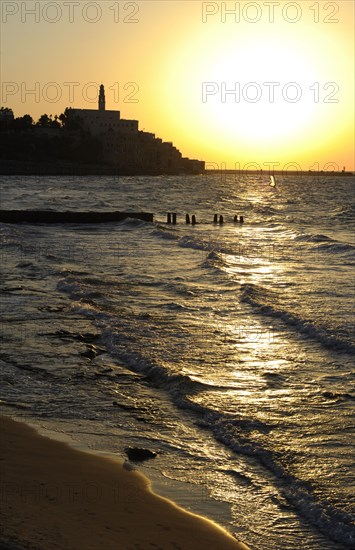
[{"left": 80, "top": 344, "right": 106, "bottom": 359}]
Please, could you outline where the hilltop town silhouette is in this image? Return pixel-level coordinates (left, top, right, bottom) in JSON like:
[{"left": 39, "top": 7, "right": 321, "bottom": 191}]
[{"left": 0, "top": 84, "right": 205, "bottom": 176}]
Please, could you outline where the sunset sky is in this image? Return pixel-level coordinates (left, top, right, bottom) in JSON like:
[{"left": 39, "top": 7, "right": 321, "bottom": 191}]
[{"left": 1, "top": 0, "right": 354, "bottom": 170}]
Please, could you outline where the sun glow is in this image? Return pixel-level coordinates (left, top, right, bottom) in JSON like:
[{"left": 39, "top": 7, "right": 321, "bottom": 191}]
[
  {"left": 154, "top": 2, "right": 354, "bottom": 168},
  {"left": 199, "top": 40, "right": 320, "bottom": 143}
]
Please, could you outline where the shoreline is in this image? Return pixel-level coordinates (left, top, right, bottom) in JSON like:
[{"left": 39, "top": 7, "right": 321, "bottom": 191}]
[
  {"left": 0, "top": 415, "right": 250, "bottom": 550},
  {"left": 0, "top": 163, "right": 353, "bottom": 177}
]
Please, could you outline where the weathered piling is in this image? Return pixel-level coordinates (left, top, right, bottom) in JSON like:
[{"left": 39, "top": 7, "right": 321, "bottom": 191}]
[
  {"left": 186, "top": 214, "right": 190, "bottom": 224},
  {"left": 172, "top": 213, "right": 177, "bottom": 225},
  {"left": 191, "top": 215, "right": 196, "bottom": 225}
]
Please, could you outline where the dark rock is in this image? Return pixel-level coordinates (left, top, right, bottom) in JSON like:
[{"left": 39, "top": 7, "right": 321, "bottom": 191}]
[
  {"left": 80, "top": 345, "right": 105, "bottom": 359},
  {"left": 124, "top": 447, "right": 157, "bottom": 462},
  {"left": 112, "top": 402, "right": 136, "bottom": 411}
]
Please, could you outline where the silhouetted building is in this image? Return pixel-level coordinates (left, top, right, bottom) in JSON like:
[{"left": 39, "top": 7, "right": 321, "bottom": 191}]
[{"left": 69, "top": 84, "right": 204, "bottom": 174}]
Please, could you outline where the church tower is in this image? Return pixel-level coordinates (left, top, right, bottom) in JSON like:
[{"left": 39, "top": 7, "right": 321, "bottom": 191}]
[{"left": 98, "top": 84, "right": 106, "bottom": 111}]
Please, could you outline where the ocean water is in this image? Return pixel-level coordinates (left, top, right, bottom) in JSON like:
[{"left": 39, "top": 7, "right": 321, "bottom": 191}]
[{"left": 0, "top": 174, "right": 354, "bottom": 549}]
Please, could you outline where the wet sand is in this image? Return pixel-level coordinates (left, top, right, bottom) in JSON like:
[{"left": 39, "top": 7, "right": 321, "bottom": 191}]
[{"left": 0, "top": 415, "right": 250, "bottom": 550}]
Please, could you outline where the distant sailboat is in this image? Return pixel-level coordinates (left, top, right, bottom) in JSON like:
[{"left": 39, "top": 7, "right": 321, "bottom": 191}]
[{"left": 270, "top": 175, "right": 276, "bottom": 187}]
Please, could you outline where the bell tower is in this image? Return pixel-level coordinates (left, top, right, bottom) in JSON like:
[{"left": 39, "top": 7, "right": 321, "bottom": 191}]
[{"left": 98, "top": 84, "right": 106, "bottom": 111}]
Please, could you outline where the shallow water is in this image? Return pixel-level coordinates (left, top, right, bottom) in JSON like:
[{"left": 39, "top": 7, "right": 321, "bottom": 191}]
[{"left": 1, "top": 174, "right": 354, "bottom": 549}]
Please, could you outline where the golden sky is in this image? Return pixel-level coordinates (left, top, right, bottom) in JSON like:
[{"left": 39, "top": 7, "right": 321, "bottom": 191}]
[{"left": 1, "top": 0, "right": 354, "bottom": 169}]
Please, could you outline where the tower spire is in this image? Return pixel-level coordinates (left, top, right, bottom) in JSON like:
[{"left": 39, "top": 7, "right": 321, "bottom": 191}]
[{"left": 98, "top": 84, "right": 106, "bottom": 111}]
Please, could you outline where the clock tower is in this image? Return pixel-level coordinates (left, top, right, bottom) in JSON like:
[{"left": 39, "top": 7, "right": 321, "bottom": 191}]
[{"left": 98, "top": 84, "right": 106, "bottom": 111}]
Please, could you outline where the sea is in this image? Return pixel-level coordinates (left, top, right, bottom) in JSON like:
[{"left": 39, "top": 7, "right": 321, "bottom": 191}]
[{"left": 0, "top": 173, "right": 354, "bottom": 549}]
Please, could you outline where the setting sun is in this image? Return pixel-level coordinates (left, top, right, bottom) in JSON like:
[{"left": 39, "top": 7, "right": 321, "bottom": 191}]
[{"left": 156, "top": 1, "right": 354, "bottom": 168}]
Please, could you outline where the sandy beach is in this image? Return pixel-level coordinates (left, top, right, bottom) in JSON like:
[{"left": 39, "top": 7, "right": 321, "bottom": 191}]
[{"left": 0, "top": 415, "right": 249, "bottom": 550}]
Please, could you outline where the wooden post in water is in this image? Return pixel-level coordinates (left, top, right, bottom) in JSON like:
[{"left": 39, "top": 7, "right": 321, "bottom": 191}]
[
  {"left": 172, "top": 213, "right": 177, "bottom": 225},
  {"left": 167, "top": 213, "right": 171, "bottom": 224},
  {"left": 239, "top": 215, "right": 244, "bottom": 224},
  {"left": 191, "top": 215, "right": 196, "bottom": 226},
  {"left": 219, "top": 215, "right": 224, "bottom": 225},
  {"left": 186, "top": 214, "right": 190, "bottom": 224},
  {"left": 213, "top": 214, "right": 218, "bottom": 224},
  {"left": 234, "top": 215, "right": 238, "bottom": 223}
]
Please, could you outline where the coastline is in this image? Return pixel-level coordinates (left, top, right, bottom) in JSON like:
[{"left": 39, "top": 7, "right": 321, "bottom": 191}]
[
  {"left": 0, "top": 162, "right": 353, "bottom": 177},
  {"left": 0, "top": 415, "right": 250, "bottom": 550},
  {"left": 0, "top": 161, "right": 204, "bottom": 177}
]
